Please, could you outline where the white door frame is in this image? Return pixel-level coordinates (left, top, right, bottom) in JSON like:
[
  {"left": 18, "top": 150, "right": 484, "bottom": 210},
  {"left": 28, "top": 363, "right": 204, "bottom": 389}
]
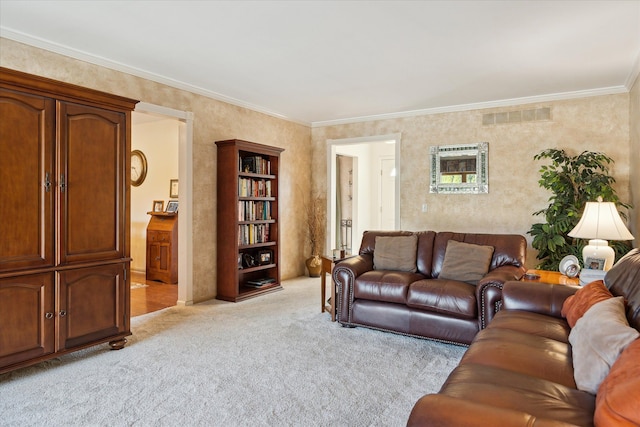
[
  {"left": 135, "top": 102, "right": 194, "bottom": 306},
  {"left": 326, "top": 133, "right": 401, "bottom": 254}
]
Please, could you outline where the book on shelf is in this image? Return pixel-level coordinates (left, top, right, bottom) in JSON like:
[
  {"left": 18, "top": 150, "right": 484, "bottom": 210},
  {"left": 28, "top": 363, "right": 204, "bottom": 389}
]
[
  {"left": 245, "top": 277, "right": 276, "bottom": 288},
  {"left": 238, "top": 178, "right": 273, "bottom": 198},
  {"left": 240, "top": 155, "right": 272, "bottom": 175},
  {"left": 238, "top": 223, "right": 270, "bottom": 245}
]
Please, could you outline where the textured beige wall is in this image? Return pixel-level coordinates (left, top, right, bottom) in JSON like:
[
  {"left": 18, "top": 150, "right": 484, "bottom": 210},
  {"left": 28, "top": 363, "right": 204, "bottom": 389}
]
[
  {"left": 312, "top": 95, "right": 634, "bottom": 268},
  {"left": 630, "top": 74, "right": 640, "bottom": 245},
  {"left": 2, "top": 36, "right": 635, "bottom": 283},
  {"left": 0, "top": 38, "right": 311, "bottom": 302}
]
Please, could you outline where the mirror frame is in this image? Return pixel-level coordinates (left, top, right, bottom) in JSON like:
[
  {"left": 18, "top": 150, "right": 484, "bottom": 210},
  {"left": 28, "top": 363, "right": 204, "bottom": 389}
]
[{"left": 429, "top": 142, "right": 488, "bottom": 194}]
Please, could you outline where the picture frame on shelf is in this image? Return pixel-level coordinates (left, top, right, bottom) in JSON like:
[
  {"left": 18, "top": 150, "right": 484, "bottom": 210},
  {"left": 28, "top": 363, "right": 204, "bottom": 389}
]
[
  {"left": 165, "top": 200, "right": 179, "bottom": 213},
  {"left": 243, "top": 253, "right": 256, "bottom": 268},
  {"left": 153, "top": 200, "right": 164, "bottom": 212},
  {"left": 258, "top": 249, "right": 273, "bottom": 265},
  {"left": 585, "top": 257, "right": 605, "bottom": 270},
  {"left": 169, "top": 179, "right": 179, "bottom": 198}
]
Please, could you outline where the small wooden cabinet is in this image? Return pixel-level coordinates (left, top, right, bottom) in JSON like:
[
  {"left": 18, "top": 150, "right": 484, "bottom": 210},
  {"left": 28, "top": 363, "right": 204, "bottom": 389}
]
[
  {"left": 0, "top": 67, "right": 137, "bottom": 373},
  {"left": 145, "top": 213, "right": 178, "bottom": 284},
  {"left": 215, "top": 139, "right": 283, "bottom": 302}
]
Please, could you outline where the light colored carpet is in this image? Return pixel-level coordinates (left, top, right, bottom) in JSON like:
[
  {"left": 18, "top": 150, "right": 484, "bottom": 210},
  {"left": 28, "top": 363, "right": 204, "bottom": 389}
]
[{"left": 0, "top": 276, "right": 466, "bottom": 426}]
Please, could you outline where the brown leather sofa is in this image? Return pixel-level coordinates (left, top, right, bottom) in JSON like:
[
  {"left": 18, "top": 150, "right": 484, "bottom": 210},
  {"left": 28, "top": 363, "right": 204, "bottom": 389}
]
[
  {"left": 332, "top": 230, "right": 527, "bottom": 345},
  {"left": 407, "top": 248, "right": 640, "bottom": 427}
]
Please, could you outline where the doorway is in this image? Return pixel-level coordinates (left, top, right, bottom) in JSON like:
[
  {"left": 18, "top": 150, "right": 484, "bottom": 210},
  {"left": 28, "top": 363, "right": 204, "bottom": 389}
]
[
  {"left": 326, "top": 134, "right": 401, "bottom": 254},
  {"left": 132, "top": 103, "right": 194, "bottom": 307}
]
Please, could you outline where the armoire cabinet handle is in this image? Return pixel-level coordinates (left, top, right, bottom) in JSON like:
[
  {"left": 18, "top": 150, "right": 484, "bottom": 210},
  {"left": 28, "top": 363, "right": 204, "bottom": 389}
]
[
  {"left": 45, "top": 312, "right": 54, "bottom": 319},
  {"left": 59, "top": 310, "right": 67, "bottom": 317},
  {"left": 44, "top": 172, "right": 51, "bottom": 193}
]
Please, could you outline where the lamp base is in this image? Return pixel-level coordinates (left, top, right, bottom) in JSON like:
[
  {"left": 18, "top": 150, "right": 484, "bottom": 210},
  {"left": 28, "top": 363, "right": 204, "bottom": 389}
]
[{"left": 582, "top": 239, "right": 615, "bottom": 271}]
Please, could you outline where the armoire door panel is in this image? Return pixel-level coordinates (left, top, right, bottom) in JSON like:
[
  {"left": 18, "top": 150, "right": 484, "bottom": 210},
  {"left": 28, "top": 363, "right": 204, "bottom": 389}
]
[
  {"left": 0, "top": 88, "right": 55, "bottom": 272},
  {"left": 58, "top": 101, "right": 126, "bottom": 265},
  {"left": 0, "top": 273, "right": 55, "bottom": 369},
  {"left": 57, "top": 263, "right": 127, "bottom": 350}
]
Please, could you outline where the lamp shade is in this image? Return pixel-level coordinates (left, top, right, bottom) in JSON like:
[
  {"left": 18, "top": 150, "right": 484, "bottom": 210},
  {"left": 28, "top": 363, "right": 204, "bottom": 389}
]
[{"left": 568, "top": 200, "right": 634, "bottom": 241}]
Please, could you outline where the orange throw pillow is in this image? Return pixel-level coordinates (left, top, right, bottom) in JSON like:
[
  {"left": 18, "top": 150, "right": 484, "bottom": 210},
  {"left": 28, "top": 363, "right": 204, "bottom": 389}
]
[
  {"left": 595, "top": 338, "right": 640, "bottom": 426},
  {"left": 561, "top": 280, "right": 613, "bottom": 327}
]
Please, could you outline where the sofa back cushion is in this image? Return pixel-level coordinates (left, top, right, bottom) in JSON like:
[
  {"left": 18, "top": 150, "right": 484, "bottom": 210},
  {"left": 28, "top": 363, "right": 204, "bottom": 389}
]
[
  {"left": 605, "top": 248, "right": 640, "bottom": 330},
  {"left": 569, "top": 296, "right": 639, "bottom": 394},
  {"left": 431, "top": 232, "right": 526, "bottom": 278},
  {"left": 360, "top": 230, "right": 436, "bottom": 277},
  {"left": 373, "top": 235, "right": 418, "bottom": 272},
  {"left": 595, "top": 337, "right": 640, "bottom": 426},
  {"left": 438, "top": 240, "right": 494, "bottom": 285},
  {"left": 561, "top": 280, "right": 613, "bottom": 328}
]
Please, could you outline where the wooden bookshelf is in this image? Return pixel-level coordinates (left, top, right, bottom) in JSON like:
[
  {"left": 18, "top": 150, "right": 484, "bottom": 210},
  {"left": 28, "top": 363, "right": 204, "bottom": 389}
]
[{"left": 215, "top": 139, "right": 283, "bottom": 302}]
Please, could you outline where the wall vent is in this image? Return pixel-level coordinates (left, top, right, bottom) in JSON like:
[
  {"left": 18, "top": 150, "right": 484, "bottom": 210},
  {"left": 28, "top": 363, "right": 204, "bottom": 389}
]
[{"left": 483, "top": 107, "right": 551, "bottom": 125}]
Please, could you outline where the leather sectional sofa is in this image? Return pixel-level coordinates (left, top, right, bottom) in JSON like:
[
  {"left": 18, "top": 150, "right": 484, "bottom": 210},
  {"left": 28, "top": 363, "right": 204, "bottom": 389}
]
[
  {"left": 332, "top": 230, "right": 527, "bottom": 345},
  {"left": 407, "top": 248, "right": 640, "bottom": 426}
]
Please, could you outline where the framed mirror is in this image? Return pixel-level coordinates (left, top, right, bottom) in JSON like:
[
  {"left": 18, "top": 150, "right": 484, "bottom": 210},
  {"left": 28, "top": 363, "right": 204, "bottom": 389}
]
[{"left": 429, "top": 142, "right": 488, "bottom": 194}]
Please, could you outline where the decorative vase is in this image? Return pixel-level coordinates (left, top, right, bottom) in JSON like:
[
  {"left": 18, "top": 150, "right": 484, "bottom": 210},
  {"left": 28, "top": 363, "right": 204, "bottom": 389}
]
[{"left": 306, "top": 255, "right": 322, "bottom": 277}]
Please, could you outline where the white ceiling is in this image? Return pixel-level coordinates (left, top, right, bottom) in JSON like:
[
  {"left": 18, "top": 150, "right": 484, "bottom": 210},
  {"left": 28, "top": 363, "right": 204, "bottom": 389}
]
[{"left": 1, "top": 1, "right": 639, "bottom": 126}]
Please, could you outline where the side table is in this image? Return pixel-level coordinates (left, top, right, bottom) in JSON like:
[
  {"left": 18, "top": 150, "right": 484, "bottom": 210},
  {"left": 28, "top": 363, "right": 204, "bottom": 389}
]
[
  {"left": 320, "top": 254, "right": 353, "bottom": 321},
  {"left": 521, "top": 269, "right": 580, "bottom": 286}
]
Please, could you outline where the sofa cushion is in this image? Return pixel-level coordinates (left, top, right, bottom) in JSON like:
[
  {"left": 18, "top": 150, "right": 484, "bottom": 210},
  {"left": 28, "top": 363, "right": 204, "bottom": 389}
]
[
  {"left": 605, "top": 248, "right": 640, "bottom": 330},
  {"left": 438, "top": 240, "right": 494, "bottom": 285},
  {"left": 438, "top": 364, "right": 595, "bottom": 427},
  {"left": 407, "top": 279, "right": 477, "bottom": 319},
  {"left": 488, "top": 309, "right": 571, "bottom": 344},
  {"left": 354, "top": 270, "right": 424, "bottom": 304},
  {"left": 595, "top": 338, "right": 640, "bottom": 426},
  {"left": 569, "top": 296, "right": 640, "bottom": 394},
  {"left": 461, "top": 327, "right": 575, "bottom": 388},
  {"left": 561, "top": 280, "right": 613, "bottom": 328},
  {"left": 373, "top": 235, "right": 418, "bottom": 272}
]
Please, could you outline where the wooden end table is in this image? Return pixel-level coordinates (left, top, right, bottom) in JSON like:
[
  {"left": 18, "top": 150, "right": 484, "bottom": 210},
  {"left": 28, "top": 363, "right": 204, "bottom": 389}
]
[
  {"left": 521, "top": 269, "right": 580, "bottom": 286},
  {"left": 320, "top": 254, "right": 353, "bottom": 321}
]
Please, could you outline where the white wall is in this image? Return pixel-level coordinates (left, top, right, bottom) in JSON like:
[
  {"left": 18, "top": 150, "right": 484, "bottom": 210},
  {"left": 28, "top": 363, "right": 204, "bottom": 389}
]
[{"left": 131, "top": 117, "right": 180, "bottom": 272}]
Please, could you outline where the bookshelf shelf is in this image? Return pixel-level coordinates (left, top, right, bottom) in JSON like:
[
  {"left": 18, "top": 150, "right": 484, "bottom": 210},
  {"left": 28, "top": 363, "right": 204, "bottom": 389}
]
[{"left": 215, "top": 139, "right": 284, "bottom": 302}]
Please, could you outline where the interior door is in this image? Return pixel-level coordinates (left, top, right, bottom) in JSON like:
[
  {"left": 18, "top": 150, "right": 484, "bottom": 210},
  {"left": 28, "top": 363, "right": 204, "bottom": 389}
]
[{"left": 380, "top": 158, "right": 396, "bottom": 229}]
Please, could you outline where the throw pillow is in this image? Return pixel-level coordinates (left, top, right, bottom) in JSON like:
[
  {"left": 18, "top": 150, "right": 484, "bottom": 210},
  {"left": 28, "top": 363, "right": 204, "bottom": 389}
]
[
  {"left": 595, "top": 338, "right": 640, "bottom": 426},
  {"left": 438, "top": 240, "right": 494, "bottom": 285},
  {"left": 561, "top": 280, "right": 613, "bottom": 328},
  {"left": 373, "top": 235, "right": 418, "bottom": 272},
  {"left": 569, "top": 296, "right": 640, "bottom": 395}
]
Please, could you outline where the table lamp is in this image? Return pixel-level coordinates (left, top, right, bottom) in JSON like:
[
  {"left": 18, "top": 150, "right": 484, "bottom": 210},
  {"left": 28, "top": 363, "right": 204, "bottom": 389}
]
[{"left": 568, "top": 197, "right": 634, "bottom": 271}]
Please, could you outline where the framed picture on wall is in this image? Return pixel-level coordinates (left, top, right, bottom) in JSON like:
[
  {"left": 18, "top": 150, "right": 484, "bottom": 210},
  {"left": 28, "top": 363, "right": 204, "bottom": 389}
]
[
  {"left": 170, "top": 179, "right": 179, "bottom": 198},
  {"left": 153, "top": 200, "right": 164, "bottom": 212},
  {"left": 166, "top": 200, "right": 179, "bottom": 213}
]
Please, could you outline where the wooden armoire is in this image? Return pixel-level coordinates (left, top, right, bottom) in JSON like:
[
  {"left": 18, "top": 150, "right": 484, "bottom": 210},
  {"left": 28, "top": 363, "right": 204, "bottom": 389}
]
[{"left": 0, "top": 68, "right": 138, "bottom": 373}]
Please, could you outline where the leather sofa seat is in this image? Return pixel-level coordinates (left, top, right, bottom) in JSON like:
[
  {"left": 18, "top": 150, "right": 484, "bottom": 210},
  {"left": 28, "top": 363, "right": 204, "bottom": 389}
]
[{"left": 407, "top": 279, "right": 477, "bottom": 319}]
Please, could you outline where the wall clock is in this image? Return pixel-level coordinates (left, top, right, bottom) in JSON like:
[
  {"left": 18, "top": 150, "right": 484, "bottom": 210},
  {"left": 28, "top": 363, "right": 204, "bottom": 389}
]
[{"left": 131, "top": 149, "right": 148, "bottom": 187}]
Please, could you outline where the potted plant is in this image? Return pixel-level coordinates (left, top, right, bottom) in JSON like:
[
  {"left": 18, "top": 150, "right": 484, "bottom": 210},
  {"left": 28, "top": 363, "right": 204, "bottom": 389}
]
[
  {"left": 305, "top": 192, "right": 326, "bottom": 277},
  {"left": 528, "top": 149, "right": 632, "bottom": 271}
]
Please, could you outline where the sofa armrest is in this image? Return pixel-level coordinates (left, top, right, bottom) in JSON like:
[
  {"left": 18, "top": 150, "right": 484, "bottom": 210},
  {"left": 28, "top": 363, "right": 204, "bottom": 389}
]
[
  {"left": 476, "top": 265, "right": 526, "bottom": 328},
  {"left": 407, "top": 394, "right": 572, "bottom": 427},
  {"left": 501, "top": 281, "right": 580, "bottom": 318},
  {"left": 332, "top": 254, "right": 374, "bottom": 323}
]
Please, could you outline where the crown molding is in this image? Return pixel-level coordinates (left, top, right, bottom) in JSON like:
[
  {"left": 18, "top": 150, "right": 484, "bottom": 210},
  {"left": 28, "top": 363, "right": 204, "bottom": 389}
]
[
  {"left": 2, "top": 28, "right": 633, "bottom": 130},
  {"left": 310, "top": 86, "right": 629, "bottom": 128}
]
